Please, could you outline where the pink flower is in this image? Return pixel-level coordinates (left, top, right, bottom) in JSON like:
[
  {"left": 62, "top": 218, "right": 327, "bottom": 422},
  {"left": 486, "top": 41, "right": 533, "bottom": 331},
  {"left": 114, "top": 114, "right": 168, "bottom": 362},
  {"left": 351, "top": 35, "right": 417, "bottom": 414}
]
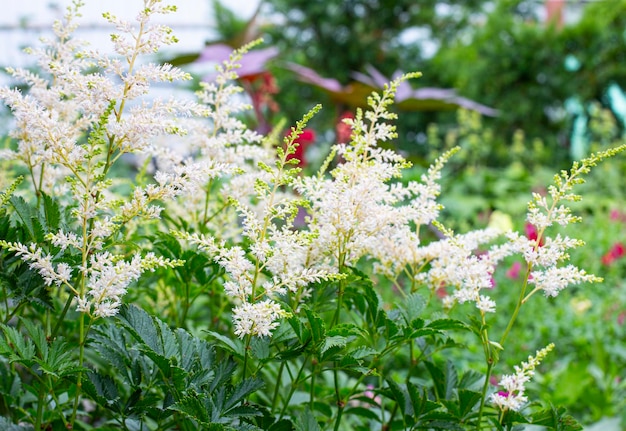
[
  {"left": 506, "top": 261, "right": 522, "bottom": 279},
  {"left": 525, "top": 223, "right": 544, "bottom": 247},
  {"left": 618, "top": 311, "right": 626, "bottom": 325},
  {"left": 610, "top": 209, "right": 622, "bottom": 221}
]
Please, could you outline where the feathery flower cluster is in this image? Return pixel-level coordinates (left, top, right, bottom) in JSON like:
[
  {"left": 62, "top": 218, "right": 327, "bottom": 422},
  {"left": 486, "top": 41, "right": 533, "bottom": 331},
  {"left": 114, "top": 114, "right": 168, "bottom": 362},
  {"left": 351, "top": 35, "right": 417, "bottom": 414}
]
[
  {"left": 179, "top": 111, "right": 339, "bottom": 337},
  {"left": 77, "top": 252, "right": 182, "bottom": 318},
  {"left": 490, "top": 343, "right": 555, "bottom": 412},
  {"left": 0, "top": 0, "right": 225, "bottom": 318},
  {"left": 295, "top": 75, "right": 455, "bottom": 276},
  {"left": 0, "top": 241, "right": 72, "bottom": 288},
  {"left": 414, "top": 229, "right": 502, "bottom": 313}
]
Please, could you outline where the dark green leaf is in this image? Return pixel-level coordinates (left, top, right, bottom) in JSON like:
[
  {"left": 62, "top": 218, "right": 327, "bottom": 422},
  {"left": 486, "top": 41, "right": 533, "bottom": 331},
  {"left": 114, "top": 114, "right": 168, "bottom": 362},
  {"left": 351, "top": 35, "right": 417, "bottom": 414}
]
[
  {"left": 223, "top": 378, "right": 264, "bottom": 412},
  {"left": 426, "top": 319, "right": 470, "bottom": 332},
  {"left": 304, "top": 308, "right": 325, "bottom": 344},
  {"left": 344, "top": 406, "right": 381, "bottom": 422},
  {"left": 294, "top": 408, "right": 321, "bottom": 431},
  {"left": 41, "top": 193, "right": 61, "bottom": 232},
  {"left": 206, "top": 330, "right": 246, "bottom": 358},
  {"left": 457, "top": 389, "right": 482, "bottom": 418}
]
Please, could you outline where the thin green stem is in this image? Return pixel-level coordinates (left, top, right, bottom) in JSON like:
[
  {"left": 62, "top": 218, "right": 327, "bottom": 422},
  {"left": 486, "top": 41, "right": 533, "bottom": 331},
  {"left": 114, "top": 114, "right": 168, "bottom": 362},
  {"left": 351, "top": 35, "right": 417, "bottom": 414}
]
[
  {"left": 50, "top": 294, "right": 74, "bottom": 340},
  {"left": 243, "top": 334, "right": 252, "bottom": 381},
  {"left": 69, "top": 313, "right": 89, "bottom": 427},
  {"left": 332, "top": 368, "right": 345, "bottom": 431},
  {"left": 500, "top": 265, "right": 532, "bottom": 346},
  {"left": 476, "top": 314, "right": 494, "bottom": 431},
  {"left": 271, "top": 360, "right": 286, "bottom": 411},
  {"left": 34, "top": 376, "right": 46, "bottom": 431},
  {"left": 309, "top": 362, "right": 316, "bottom": 410},
  {"left": 278, "top": 355, "right": 310, "bottom": 420}
]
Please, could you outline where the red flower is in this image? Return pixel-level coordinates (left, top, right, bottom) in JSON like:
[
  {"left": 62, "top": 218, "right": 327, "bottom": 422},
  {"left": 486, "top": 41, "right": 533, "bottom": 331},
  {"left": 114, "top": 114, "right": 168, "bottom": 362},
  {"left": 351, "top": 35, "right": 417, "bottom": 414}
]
[
  {"left": 286, "top": 128, "right": 316, "bottom": 168},
  {"left": 336, "top": 111, "right": 354, "bottom": 144},
  {"left": 602, "top": 242, "right": 626, "bottom": 266},
  {"left": 525, "top": 223, "right": 544, "bottom": 247}
]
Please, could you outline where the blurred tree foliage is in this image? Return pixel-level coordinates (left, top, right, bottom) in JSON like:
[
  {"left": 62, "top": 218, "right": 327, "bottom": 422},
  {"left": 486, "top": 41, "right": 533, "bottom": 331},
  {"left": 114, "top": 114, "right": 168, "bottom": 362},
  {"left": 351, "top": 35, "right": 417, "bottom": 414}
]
[
  {"left": 431, "top": 0, "right": 626, "bottom": 164},
  {"left": 261, "top": 0, "right": 626, "bottom": 166},
  {"left": 264, "top": 0, "right": 485, "bottom": 84},
  {"left": 262, "top": 0, "right": 487, "bottom": 156}
]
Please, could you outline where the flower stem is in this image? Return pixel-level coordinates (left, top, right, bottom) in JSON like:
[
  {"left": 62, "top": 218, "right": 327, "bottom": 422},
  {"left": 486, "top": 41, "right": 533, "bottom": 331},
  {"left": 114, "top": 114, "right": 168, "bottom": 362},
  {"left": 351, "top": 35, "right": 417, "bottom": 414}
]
[
  {"left": 500, "top": 265, "right": 532, "bottom": 346},
  {"left": 476, "top": 314, "right": 494, "bottom": 431}
]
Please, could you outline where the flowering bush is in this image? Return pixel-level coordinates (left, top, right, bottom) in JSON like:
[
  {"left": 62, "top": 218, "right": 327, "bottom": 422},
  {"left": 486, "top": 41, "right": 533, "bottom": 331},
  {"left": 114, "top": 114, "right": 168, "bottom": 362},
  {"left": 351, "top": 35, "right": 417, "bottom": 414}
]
[{"left": 0, "top": 1, "right": 624, "bottom": 430}]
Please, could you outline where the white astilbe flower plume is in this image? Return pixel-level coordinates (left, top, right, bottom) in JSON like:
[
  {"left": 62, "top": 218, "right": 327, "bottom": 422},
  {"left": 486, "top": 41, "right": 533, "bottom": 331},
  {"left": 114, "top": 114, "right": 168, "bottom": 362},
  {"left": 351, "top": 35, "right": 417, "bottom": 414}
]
[
  {"left": 498, "top": 147, "right": 626, "bottom": 304},
  {"left": 0, "top": 241, "right": 72, "bottom": 288},
  {"left": 0, "top": 1, "right": 229, "bottom": 318},
  {"left": 77, "top": 252, "right": 182, "bottom": 318},
  {"left": 414, "top": 228, "right": 503, "bottom": 313},
  {"left": 296, "top": 73, "right": 454, "bottom": 272},
  {"left": 490, "top": 343, "right": 555, "bottom": 412}
]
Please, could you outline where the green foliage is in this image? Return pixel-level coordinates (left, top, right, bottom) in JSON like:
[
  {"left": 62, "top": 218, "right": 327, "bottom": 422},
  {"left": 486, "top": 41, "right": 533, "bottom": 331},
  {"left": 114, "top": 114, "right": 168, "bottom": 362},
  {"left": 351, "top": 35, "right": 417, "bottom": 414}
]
[
  {"left": 85, "top": 305, "right": 263, "bottom": 430},
  {"left": 431, "top": 0, "right": 626, "bottom": 160}
]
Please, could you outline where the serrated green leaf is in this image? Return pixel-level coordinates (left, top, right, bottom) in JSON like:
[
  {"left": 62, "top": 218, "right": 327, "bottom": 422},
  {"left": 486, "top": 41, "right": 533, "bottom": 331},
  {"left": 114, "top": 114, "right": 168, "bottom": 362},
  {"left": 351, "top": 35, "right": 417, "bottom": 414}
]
[
  {"left": 155, "top": 318, "right": 178, "bottom": 361},
  {"left": 118, "top": 304, "right": 162, "bottom": 354},
  {"left": 175, "top": 328, "right": 197, "bottom": 371},
  {"left": 139, "top": 347, "right": 173, "bottom": 379},
  {"left": 385, "top": 377, "right": 408, "bottom": 416},
  {"left": 326, "top": 323, "right": 363, "bottom": 338},
  {"left": 426, "top": 319, "right": 469, "bottom": 332},
  {"left": 206, "top": 331, "right": 245, "bottom": 358},
  {"left": 91, "top": 326, "right": 131, "bottom": 378},
  {"left": 320, "top": 335, "right": 347, "bottom": 355},
  {"left": 530, "top": 405, "right": 583, "bottom": 431},
  {"left": 407, "top": 381, "right": 442, "bottom": 419},
  {"left": 170, "top": 392, "right": 212, "bottom": 425},
  {"left": 0, "top": 324, "right": 35, "bottom": 364},
  {"left": 250, "top": 336, "right": 270, "bottom": 360},
  {"left": 223, "top": 377, "right": 264, "bottom": 412},
  {"left": 83, "top": 371, "right": 121, "bottom": 409},
  {"left": 457, "top": 389, "right": 482, "bottom": 418},
  {"left": 20, "top": 317, "right": 47, "bottom": 358},
  {"left": 397, "top": 292, "right": 426, "bottom": 324},
  {"left": 41, "top": 193, "right": 61, "bottom": 232},
  {"left": 348, "top": 346, "right": 377, "bottom": 360},
  {"left": 294, "top": 408, "right": 321, "bottom": 431},
  {"left": 9, "top": 195, "right": 35, "bottom": 240},
  {"left": 36, "top": 337, "right": 82, "bottom": 378},
  {"left": 304, "top": 308, "right": 325, "bottom": 344},
  {"left": 425, "top": 360, "right": 459, "bottom": 401}
]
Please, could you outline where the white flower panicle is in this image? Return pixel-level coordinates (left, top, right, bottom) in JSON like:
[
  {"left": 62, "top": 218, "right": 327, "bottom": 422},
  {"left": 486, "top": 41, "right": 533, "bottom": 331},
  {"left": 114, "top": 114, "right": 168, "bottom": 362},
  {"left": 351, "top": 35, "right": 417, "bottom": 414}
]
[
  {"left": 415, "top": 229, "right": 502, "bottom": 313},
  {"left": 490, "top": 343, "right": 555, "bottom": 412},
  {"left": 296, "top": 75, "right": 452, "bottom": 274},
  {"left": 529, "top": 266, "right": 600, "bottom": 298},
  {"left": 232, "top": 300, "right": 289, "bottom": 338},
  {"left": 501, "top": 147, "right": 626, "bottom": 302},
  {"left": 0, "top": 241, "right": 73, "bottom": 288},
  {"left": 77, "top": 251, "right": 182, "bottom": 318},
  {"left": 0, "top": 0, "right": 227, "bottom": 319}
]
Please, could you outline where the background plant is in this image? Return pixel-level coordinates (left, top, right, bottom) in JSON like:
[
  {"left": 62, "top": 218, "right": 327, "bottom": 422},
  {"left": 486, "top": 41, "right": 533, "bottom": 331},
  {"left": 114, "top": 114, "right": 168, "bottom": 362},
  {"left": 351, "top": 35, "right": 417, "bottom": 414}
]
[{"left": 0, "top": 1, "right": 625, "bottom": 431}]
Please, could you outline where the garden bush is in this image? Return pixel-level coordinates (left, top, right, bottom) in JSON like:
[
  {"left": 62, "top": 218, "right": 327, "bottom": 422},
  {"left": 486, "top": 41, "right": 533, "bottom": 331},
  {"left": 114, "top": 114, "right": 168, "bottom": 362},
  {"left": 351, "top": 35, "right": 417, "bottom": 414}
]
[{"left": 0, "top": 1, "right": 624, "bottom": 430}]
